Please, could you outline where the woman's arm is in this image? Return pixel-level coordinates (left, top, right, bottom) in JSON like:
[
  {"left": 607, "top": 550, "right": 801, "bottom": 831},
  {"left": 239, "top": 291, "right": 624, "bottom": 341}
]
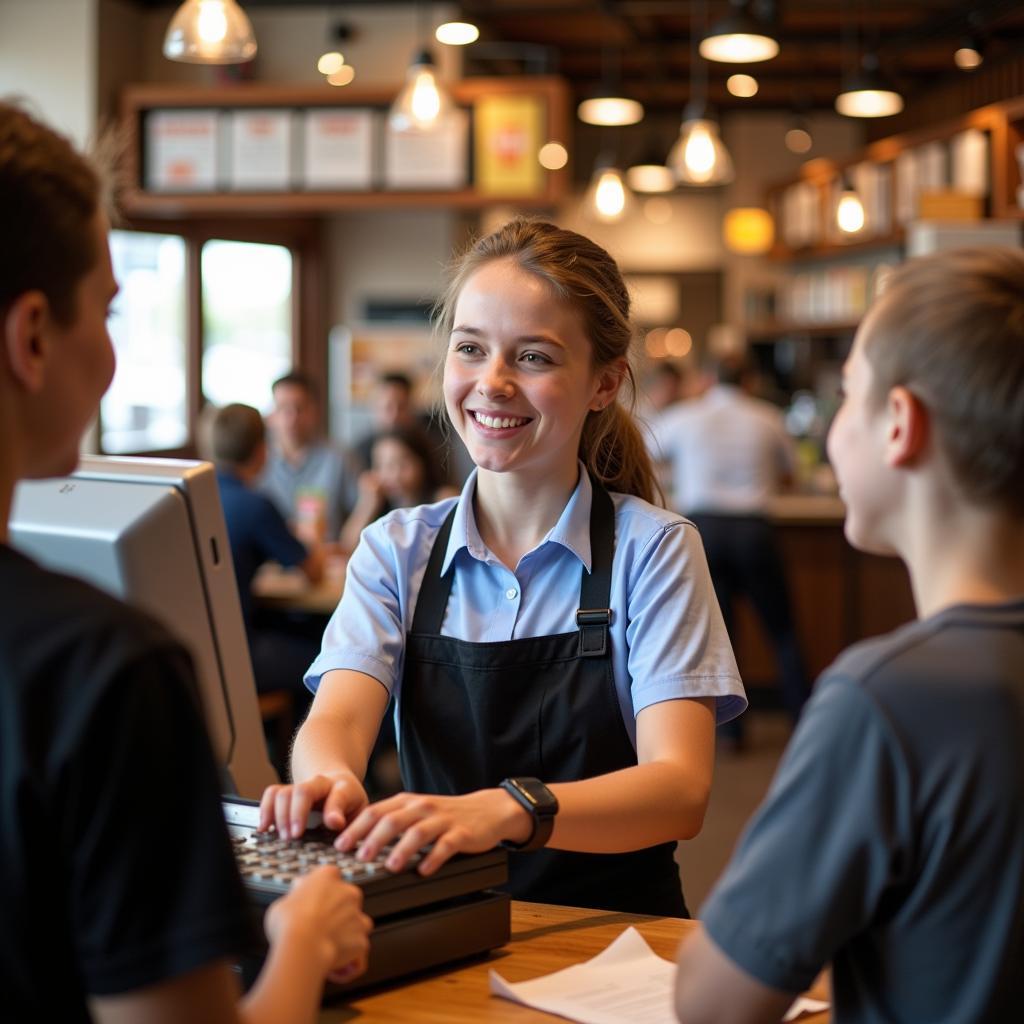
[
  {"left": 341, "top": 695, "right": 716, "bottom": 872},
  {"left": 546, "top": 695, "right": 715, "bottom": 851},
  {"left": 338, "top": 471, "right": 385, "bottom": 552}
]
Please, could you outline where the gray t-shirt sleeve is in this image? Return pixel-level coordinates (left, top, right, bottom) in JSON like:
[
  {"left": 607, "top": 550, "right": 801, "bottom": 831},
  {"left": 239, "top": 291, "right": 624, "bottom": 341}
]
[{"left": 700, "top": 676, "right": 911, "bottom": 993}]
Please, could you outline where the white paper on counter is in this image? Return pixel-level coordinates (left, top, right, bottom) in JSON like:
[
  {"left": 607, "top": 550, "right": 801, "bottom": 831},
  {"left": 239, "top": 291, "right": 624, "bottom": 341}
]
[{"left": 489, "top": 926, "right": 829, "bottom": 1024}]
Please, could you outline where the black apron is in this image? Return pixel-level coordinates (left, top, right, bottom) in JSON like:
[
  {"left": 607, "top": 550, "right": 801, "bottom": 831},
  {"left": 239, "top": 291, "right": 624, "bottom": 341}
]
[{"left": 398, "top": 478, "right": 688, "bottom": 917}]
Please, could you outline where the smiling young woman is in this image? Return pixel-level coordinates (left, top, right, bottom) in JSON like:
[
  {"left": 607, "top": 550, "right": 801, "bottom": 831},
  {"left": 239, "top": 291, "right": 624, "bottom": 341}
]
[{"left": 261, "top": 219, "right": 747, "bottom": 918}]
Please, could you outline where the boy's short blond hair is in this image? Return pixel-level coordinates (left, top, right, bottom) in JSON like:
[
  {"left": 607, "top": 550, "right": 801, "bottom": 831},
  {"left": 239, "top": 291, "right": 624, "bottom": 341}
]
[{"left": 863, "top": 247, "right": 1024, "bottom": 516}]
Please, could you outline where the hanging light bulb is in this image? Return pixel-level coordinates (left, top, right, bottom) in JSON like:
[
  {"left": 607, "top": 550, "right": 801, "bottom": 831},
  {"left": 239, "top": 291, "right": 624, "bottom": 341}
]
[
  {"left": 700, "top": 0, "right": 779, "bottom": 63},
  {"left": 835, "top": 53, "right": 903, "bottom": 118},
  {"left": 577, "top": 46, "right": 644, "bottom": 126},
  {"left": 389, "top": 49, "right": 452, "bottom": 133},
  {"left": 668, "top": 106, "right": 734, "bottom": 186},
  {"left": 836, "top": 176, "right": 866, "bottom": 234},
  {"left": 585, "top": 157, "right": 631, "bottom": 223},
  {"left": 626, "top": 139, "right": 675, "bottom": 193},
  {"left": 163, "top": 0, "right": 257, "bottom": 64},
  {"left": 954, "top": 36, "right": 985, "bottom": 70},
  {"left": 785, "top": 115, "right": 813, "bottom": 154},
  {"left": 435, "top": 21, "right": 480, "bottom": 46}
]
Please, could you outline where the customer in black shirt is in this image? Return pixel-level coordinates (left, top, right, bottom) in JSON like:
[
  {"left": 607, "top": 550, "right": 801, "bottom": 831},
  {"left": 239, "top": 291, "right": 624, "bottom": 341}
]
[{"left": 0, "top": 100, "right": 371, "bottom": 1024}]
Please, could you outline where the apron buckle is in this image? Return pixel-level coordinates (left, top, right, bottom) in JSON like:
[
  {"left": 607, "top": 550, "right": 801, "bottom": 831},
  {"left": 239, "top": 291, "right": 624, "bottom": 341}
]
[{"left": 576, "top": 608, "right": 611, "bottom": 657}]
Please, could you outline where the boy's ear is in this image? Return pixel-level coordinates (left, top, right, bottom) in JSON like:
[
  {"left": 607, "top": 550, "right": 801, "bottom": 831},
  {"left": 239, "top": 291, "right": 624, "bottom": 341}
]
[
  {"left": 3, "top": 291, "right": 51, "bottom": 394},
  {"left": 885, "top": 385, "right": 929, "bottom": 468}
]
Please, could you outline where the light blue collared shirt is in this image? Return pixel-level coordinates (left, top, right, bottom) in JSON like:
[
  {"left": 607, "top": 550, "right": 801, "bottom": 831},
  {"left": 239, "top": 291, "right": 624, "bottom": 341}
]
[{"left": 307, "top": 466, "right": 746, "bottom": 748}]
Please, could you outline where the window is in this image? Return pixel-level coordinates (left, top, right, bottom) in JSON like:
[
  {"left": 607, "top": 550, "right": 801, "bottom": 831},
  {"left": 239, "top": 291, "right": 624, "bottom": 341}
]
[
  {"left": 201, "top": 240, "right": 293, "bottom": 412},
  {"left": 103, "top": 230, "right": 188, "bottom": 454},
  {"left": 97, "top": 221, "right": 323, "bottom": 455}
]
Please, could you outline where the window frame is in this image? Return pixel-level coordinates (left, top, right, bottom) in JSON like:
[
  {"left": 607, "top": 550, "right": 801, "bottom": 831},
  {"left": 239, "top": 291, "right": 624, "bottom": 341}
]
[{"left": 108, "top": 216, "right": 325, "bottom": 457}]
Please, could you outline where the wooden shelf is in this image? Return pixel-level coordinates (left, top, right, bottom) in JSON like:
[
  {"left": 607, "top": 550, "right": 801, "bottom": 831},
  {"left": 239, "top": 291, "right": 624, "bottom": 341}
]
[
  {"left": 745, "top": 320, "right": 860, "bottom": 342},
  {"left": 770, "top": 231, "right": 904, "bottom": 263},
  {"left": 120, "top": 78, "right": 571, "bottom": 219}
]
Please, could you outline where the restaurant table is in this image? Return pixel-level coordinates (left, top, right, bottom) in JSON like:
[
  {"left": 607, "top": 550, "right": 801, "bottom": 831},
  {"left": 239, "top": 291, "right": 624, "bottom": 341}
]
[
  {"left": 317, "top": 901, "right": 831, "bottom": 1023},
  {"left": 252, "top": 558, "right": 346, "bottom": 616}
]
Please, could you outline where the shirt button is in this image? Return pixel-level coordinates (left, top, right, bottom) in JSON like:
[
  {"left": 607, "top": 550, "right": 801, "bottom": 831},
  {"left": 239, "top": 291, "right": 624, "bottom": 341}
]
[{"left": 505, "top": 587, "right": 518, "bottom": 600}]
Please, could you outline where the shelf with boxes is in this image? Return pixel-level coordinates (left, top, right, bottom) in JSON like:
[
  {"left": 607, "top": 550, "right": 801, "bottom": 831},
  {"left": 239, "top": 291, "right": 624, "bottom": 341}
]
[{"left": 118, "top": 78, "right": 570, "bottom": 218}]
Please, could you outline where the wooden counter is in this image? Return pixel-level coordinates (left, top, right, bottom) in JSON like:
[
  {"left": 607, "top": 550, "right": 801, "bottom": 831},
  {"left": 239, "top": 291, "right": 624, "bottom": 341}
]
[
  {"left": 319, "top": 901, "right": 830, "bottom": 1022},
  {"left": 735, "top": 509, "right": 916, "bottom": 688}
]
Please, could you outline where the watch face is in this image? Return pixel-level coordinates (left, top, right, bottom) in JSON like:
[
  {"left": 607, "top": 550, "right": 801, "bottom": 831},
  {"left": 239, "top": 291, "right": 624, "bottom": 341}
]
[{"left": 509, "top": 777, "right": 557, "bottom": 815}]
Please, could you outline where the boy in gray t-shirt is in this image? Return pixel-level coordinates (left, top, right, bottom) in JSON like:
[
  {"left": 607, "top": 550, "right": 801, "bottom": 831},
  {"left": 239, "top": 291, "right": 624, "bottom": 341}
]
[{"left": 675, "top": 248, "right": 1024, "bottom": 1024}]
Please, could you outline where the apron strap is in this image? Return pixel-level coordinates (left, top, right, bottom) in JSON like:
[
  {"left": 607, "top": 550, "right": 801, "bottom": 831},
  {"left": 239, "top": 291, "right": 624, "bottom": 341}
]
[
  {"left": 410, "top": 503, "right": 458, "bottom": 635},
  {"left": 409, "top": 474, "right": 616, "bottom": 654},
  {"left": 576, "top": 478, "right": 614, "bottom": 658}
]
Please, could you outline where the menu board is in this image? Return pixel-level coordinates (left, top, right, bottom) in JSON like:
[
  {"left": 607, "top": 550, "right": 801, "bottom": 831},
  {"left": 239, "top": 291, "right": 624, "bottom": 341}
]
[
  {"left": 383, "top": 108, "right": 470, "bottom": 190},
  {"left": 227, "top": 109, "right": 295, "bottom": 190},
  {"left": 145, "top": 109, "right": 220, "bottom": 192},
  {"left": 303, "top": 109, "right": 376, "bottom": 190}
]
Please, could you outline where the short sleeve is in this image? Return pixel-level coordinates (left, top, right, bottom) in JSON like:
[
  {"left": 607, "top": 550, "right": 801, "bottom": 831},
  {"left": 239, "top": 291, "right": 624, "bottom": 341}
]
[
  {"left": 623, "top": 519, "right": 746, "bottom": 723},
  {"left": 59, "top": 646, "right": 254, "bottom": 994},
  {"left": 700, "top": 676, "right": 911, "bottom": 993},
  {"left": 305, "top": 518, "right": 407, "bottom": 694},
  {"left": 253, "top": 495, "right": 308, "bottom": 568}
]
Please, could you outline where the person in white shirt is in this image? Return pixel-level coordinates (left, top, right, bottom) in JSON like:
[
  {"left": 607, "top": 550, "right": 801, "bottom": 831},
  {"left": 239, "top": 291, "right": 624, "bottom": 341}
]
[{"left": 650, "top": 356, "right": 808, "bottom": 747}]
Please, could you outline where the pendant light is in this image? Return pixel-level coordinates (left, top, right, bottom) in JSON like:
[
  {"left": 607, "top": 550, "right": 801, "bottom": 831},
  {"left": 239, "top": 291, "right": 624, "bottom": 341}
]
[
  {"left": 585, "top": 155, "right": 632, "bottom": 223},
  {"left": 626, "top": 142, "right": 676, "bottom": 194},
  {"left": 163, "top": 0, "right": 257, "bottom": 65},
  {"left": 577, "top": 46, "right": 644, "bottom": 127},
  {"left": 435, "top": 21, "right": 480, "bottom": 46},
  {"left": 390, "top": 3, "right": 453, "bottom": 133},
  {"left": 669, "top": 3, "right": 734, "bottom": 187},
  {"left": 836, "top": 175, "right": 866, "bottom": 234},
  {"left": 835, "top": 53, "right": 903, "bottom": 118},
  {"left": 700, "top": 0, "right": 779, "bottom": 64}
]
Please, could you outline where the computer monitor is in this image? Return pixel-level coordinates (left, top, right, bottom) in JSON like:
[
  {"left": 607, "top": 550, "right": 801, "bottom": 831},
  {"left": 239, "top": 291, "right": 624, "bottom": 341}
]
[{"left": 9, "top": 455, "right": 277, "bottom": 798}]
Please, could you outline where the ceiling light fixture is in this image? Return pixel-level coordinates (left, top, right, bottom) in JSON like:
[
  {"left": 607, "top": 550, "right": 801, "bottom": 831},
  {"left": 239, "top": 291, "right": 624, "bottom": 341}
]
[
  {"left": 435, "top": 21, "right": 480, "bottom": 46},
  {"left": 577, "top": 45, "right": 644, "bottom": 126},
  {"left": 835, "top": 53, "right": 903, "bottom": 118},
  {"left": 317, "top": 20, "right": 353, "bottom": 79},
  {"left": 785, "top": 113, "right": 813, "bottom": 154},
  {"left": 390, "top": 48, "right": 452, "bottom": 131},
  {"left": 954, "top": 36, "right": 985, "bottom": 71},
  {"left": 585, "top": 155, "right": 631, "bottom": 223},
  {"left": 669, "top": 3, "right": 734, "bottom": 187},
  {"left": 700, "top": 0, "right": 779, "bottom": 64},
  {"left": 727, "top": 73, "right": 759, "bottom": 98},
  {"left": 163, "top": 0, "right": 257, "bottom": 64},
  {"left": 836, "top": 175, "right": 866, "bottom": 234}
]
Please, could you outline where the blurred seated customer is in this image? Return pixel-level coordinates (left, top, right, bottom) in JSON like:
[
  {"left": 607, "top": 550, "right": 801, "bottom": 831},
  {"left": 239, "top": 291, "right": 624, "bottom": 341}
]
[
  {"left": 650, "top": 354, "right": 808, "bottom": 750},
  {"left": 640, "top": 359, "right": 688, "bottom": 420},
  {"left": 355, "top": 370, "right": 472, "bottom": 487},
  {"left": 261, "top": 371, "right": 358, "bottom": 543},
  {"left": 211, "top": 403, "right": 324, "bottom": 712},
  {"left": 340, "top": 426, "right": 457, "bottom": 552}
]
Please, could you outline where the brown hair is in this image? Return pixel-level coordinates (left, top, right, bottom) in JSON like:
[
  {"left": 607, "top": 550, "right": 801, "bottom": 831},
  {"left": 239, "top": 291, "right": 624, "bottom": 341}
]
[
  {"left": 211, "top": 403, "right": 266, "bottom": 466},
  {"left": 434, "top": 219, "right": 662, "bottom": 504},
  {"left": 863, "top": 247, "right": 1024, "bottom": 516},
  {"left": 0, "top": 100, "right": 101, "bottom": 326}
]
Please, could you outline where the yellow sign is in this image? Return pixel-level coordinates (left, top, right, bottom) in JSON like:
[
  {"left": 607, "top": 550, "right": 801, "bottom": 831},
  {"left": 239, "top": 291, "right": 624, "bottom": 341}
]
[{"left": 474, "top": 94, "right": 544, "bottom": 196}]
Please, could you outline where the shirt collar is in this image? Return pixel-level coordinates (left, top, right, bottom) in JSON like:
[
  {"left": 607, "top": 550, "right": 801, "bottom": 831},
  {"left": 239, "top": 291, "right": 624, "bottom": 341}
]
[{"left": 440, "top": 463, "right": 594, "bottom": 575}]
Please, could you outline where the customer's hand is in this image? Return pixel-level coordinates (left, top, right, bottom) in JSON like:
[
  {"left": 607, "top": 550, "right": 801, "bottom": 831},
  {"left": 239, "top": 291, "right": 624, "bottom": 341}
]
[
  {"left": 265, "top": 865, "right": 373, "bottom": 982},
  {"left": 259, "top": 770, "right": 369, "bottom": 839}
]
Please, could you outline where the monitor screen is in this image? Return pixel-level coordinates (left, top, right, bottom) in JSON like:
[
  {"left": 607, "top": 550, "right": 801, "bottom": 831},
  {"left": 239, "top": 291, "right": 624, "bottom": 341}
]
[{"left": 10, "top": 455, "right": 277, "bottom": 798}]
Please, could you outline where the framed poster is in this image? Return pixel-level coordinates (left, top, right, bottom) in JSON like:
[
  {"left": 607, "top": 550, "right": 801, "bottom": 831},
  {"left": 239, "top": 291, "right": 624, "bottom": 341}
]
[
  {"left": 144, "top": 109, "right": 220, "bottom": 192},
  {"left": 383, "top": 108, "right": 470, "bottom": 190},
  {"left": 474, "top": 94, "right": 544, "bottom": 196},
  {"left": 227, "top": 109, "right": 295, "bottom": 190},
  {"left": 302, "top": 108, "right": 376, "bottom": 190}
]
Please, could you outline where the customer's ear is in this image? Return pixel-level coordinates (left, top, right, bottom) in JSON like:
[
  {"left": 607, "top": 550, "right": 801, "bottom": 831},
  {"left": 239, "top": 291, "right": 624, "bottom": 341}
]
[
  {"left": 885, "top": 385, "right": 929, "bottom": 468},
  {"left": 3, "top": 291, "right": 51, "bottom": 393}
]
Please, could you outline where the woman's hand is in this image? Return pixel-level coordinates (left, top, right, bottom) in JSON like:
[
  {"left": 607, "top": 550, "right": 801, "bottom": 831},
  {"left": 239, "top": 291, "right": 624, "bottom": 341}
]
[
  {"left": 264, "top": 865, "right": 374, "bottom": 983},
  {"left": 336, "top": 788, "right": 532, "bottom": 875},
  {"left": 259, "top": 770, "right": 369, "bottom": 839}
]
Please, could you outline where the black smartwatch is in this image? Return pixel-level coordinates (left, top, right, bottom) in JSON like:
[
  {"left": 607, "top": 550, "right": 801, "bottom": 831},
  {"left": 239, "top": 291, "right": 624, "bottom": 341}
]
[{"left": 499, "top": 777, "right": 559, "bottom": 852}]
